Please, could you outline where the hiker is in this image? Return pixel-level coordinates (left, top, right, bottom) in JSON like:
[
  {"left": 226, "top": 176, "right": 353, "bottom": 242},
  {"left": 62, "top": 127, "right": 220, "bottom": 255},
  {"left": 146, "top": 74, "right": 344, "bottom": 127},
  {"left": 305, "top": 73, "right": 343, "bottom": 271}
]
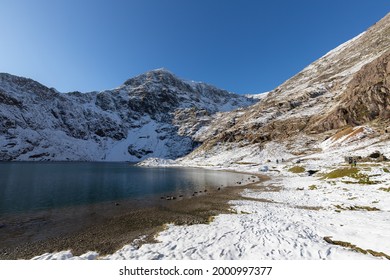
[
  {"left": 352, "top": 159, "right": 357, "bottom": 167},
  {"left": 276, "top": 159, "right": 279, "bottom": 164}
]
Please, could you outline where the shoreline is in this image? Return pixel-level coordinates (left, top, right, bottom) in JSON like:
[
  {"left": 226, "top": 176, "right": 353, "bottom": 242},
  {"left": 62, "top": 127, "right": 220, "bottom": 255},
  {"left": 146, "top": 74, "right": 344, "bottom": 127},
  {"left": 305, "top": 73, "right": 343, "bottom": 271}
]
[
  {"left": 91, "top": 154, "right": 389, "bottom": 260},
  {"left": 0, "top": 169, "right": 266, "bottom": 260},
  {"left": 4, "top": 148, "right": 389, "bottom": 260}
]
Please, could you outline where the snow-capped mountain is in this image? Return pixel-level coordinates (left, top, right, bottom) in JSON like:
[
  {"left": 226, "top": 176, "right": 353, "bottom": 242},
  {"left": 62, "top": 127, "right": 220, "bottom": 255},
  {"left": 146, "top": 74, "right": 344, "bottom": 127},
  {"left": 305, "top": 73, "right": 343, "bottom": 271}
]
[
  {"left": 183, "top": 12, "right": 390, "bottom": 164},
  {"left": 2, "top": 12, "right": 390, "bottom": 163},
  {"left": 10, "top": 12, "right": 390, "bottom": 262},
  {"left": 0, "top": 69, "right": 256, "bottom": 161}
]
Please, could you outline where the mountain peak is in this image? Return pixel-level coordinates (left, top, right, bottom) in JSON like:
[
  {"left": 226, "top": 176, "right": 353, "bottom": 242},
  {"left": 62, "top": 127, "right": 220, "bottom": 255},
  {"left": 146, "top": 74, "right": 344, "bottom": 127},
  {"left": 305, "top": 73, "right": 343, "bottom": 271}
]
[
  {"left": 123, "top": 68, "right": 180, "bottom": 87},
  {"left": 149, "top": 67, "right": 173, "bottom": 74},
  {"left": 0, "top": 67, "right": 256, "bottom": 161}
]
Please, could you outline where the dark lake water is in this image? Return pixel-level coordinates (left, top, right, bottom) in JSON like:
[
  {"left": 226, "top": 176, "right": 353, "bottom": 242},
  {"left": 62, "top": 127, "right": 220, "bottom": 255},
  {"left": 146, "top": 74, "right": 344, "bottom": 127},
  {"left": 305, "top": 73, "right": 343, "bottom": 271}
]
[{"left": 0, "top": 162, "right": 248, "bottom": 216}]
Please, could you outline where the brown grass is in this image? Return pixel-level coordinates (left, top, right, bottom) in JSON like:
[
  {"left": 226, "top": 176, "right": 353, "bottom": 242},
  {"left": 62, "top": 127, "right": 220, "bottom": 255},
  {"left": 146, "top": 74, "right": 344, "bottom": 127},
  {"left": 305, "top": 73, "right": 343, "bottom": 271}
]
[
  {"left": 330, "top": 126, "right": 364, "bottom": 143},
  {"left": 331, "top": 127, "right": 354, "bottom": 141},
  {"left": 288, "top": 166, "right": 306, "bottom": 173},
  {"left": 322, "top": 167, "right": 359, "bottom": 179},
  {"left": 323, "top": 236, "right": 390, "bottom": 260},
  {"left": 345, "top": 127, "right": 364, "bottom": 141},
  {"left": 334, "top": 204, "right": 380, "bottom": 211}
]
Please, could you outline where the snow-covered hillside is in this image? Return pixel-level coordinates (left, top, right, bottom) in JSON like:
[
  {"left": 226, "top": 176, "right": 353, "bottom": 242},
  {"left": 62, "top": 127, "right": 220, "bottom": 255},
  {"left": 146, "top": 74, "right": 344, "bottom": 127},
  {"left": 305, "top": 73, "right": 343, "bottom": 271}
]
[
  {"left": 14, "top": 12, "right": 390, "bottom": 261},
  {"left": 184, "top": 12, "right": 390, "bottom": 163},
  {"left": 0, "top": 69, "right": 256, "bottom": 161}
]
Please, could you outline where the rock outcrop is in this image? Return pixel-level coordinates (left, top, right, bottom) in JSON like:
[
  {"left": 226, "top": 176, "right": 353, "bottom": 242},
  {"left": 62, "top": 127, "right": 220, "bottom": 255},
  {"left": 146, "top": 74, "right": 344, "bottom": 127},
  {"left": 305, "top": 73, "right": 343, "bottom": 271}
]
[
  {"left": 309, "top": 50, "right": 390, "bottom": 131},
  {"left": 186, "top": 12, "right": 390, "bottom": 160},
  {"left": 0, "top": 69, "right": 256, "bottom": 161}
]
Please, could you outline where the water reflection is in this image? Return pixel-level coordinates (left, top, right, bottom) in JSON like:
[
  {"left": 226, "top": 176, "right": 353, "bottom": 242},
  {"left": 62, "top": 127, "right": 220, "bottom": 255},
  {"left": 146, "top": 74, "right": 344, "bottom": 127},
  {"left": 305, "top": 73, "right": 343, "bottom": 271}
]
[{"left": 0, "top": 162, "right": 248, "bottom": 216}]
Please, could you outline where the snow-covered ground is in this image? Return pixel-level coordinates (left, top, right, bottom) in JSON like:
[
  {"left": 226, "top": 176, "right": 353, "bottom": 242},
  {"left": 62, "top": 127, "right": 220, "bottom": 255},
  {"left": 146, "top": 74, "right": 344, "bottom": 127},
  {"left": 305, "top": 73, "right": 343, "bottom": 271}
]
[{"left": 33, "top": 134, "right": 390, "bottom": 260}]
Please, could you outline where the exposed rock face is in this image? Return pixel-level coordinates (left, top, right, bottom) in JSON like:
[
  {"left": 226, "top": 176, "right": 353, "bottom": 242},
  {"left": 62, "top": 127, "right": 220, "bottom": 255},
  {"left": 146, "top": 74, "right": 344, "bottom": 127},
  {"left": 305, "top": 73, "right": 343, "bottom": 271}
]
[
  {"left": 0, "top": 69, "right": 256, "bottom": 161},
  {"left": 309, "top": 50, "right": 390, "bottom": 131},
  {"left": 2, "top": 12, "right": 390, "bottom": 162},
  {"left": 187, "top": 12, "right": 390, "bottom": 160}
]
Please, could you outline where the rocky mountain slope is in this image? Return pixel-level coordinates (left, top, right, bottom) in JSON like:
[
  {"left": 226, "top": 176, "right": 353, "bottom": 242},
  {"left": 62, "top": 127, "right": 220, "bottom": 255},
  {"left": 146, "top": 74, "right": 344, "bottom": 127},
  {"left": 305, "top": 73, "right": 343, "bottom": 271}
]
[
  {"left": 0, "top": 69, "right": 256, "bottom": 161},
  {"left": 183, "top": 12, "right": 390, "bottom": 164},
  {"left": 310, "top": 50, "right": 390, "bottom": 131},
  {"left": 2, "top": 13, "right": 390, "bottom": 163}
]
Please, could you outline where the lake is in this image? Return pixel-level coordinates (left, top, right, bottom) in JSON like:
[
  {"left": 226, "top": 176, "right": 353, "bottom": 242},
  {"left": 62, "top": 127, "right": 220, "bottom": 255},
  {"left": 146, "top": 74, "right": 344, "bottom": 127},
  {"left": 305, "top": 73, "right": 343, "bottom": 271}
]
[{"left": 0, "top": 162, "right": 249, "bottom": 216}]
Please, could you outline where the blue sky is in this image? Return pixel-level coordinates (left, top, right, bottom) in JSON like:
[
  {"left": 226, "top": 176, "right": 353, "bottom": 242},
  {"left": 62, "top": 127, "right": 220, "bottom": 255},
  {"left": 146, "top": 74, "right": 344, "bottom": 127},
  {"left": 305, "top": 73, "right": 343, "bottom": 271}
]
[{"left": 0, "top": 0, "right": 389, "bottom": 94}]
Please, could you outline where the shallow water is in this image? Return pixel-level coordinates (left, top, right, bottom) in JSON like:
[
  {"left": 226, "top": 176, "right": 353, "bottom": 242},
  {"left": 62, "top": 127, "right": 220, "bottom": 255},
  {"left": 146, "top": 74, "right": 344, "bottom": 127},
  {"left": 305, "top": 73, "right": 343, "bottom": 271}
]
[{"left": 0, "top": 162, "right": 248, "bottom": 216}]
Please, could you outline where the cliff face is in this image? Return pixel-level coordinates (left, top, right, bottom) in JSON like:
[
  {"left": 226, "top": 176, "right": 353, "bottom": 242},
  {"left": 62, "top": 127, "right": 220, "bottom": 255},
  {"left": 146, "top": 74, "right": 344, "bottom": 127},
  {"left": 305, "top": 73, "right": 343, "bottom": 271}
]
[
  {"left": 186, "top": 13, "right": 390, "bottom": 158},
  {"left": 309, "top": 50, "right": 390, "bottom": 131},
  {"left": 0, "top": 69, "right": 256, "bottom": 161}
]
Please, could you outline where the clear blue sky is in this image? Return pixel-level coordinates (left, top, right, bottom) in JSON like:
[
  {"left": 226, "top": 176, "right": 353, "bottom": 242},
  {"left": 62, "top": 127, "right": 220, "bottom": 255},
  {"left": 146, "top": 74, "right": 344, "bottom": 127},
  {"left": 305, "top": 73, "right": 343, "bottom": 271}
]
[{"left": 0, "top": 0, "right": 389, "bottom": 94}]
